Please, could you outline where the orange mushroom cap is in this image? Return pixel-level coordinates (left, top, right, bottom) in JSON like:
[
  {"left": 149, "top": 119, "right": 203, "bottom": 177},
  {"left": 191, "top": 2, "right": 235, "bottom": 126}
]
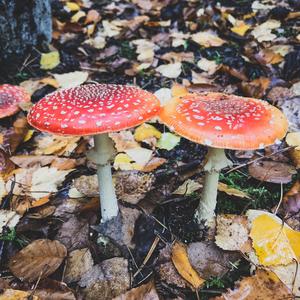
[
  {"left": 160, "top": 92, "right": 288, "bottom": 150},
  {"left": 28, "top": 84, "right": 160, "bottom": 136},
  {"left": 0, "top": 84, "right": 30, "bottom": 119}
]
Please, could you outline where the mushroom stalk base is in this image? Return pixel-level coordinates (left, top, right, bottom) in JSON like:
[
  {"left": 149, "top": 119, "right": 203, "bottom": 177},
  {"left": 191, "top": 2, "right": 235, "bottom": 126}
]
[
  {"left": 92, "top": 133, "right": 119, "bottom": 222},
  {"left": 194, "top": 147, "right": 232, "bottom": 227}
]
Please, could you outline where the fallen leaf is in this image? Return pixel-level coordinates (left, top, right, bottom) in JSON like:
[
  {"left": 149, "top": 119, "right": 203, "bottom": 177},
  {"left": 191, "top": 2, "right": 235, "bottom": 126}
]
[
  {"left": 215, "top": 214, "right": 251, "bottom": 252},
  {"left": 271, "top": 261, "right": 300, "bottom": 297},
  {"left": 34, "top": 278, "right": 76, "bottom": 300},
  {"left": 214, "top": 269, "right": 292, "bottom": 300},
  {"left": 125, "top": 147, "right": 153, "bottom": 167},
  {"left": 79, "top": 257, "right": 130, "bottom": 300},
  {"left": 40, "top": 51, "right": 60, "bottom": 70},
  {"left": 0, "top": 149, "right": 15, "bottom": 179},
  {"left": 0, "top": 289, "right": 39, "bottom": 300},
  {"left": 55, "top": 216, "right": 89, "bottom": 251},
  {"left": 10, "top": 155, "right": 56, "bottom": 168},
  {"left": 251, "top": 19, "right": 281, "bottom": 42},
  {"left": 35, "top": 134, "right": 80, "bottom": 156},
  {"left": 30, "top": 167, "right": 72, "bottom": 200},
  {"left": 71, "top": 10, "right": 86, "bottom": 23},
  {"left": 65, "top": 248, "right": 94, "bottom": 283},
  {"left": 139, "top": 157, "right": 166, "bottom": 172},
  {"left": 109, "top": 131, "right": 139, "bottom": 152},
  {"left": 54, "top": 71, "right": 89, "bottom": 89},
  {"left": 0, "top": 177, "right": 7, "bottom": 203},
  {"left": 247, "top": 210, "right": 300, "bottom": 266},
  {"left": 9, "top": 239, "right": 67, "bottom": 282},
  {"left": 248, "top": 160, "right": 296, "bottom": 184},
  {"left": 218, "top": 182, "right": 251, "bottom": 199},
  {"left": 240, "top": 77, "right": 270, "bottom": 98},
  {"left": 156, "top": 63, "right": 182, "bottom": 78},
  {"left": 286, "top": 132, "right": 300, "bottom": 150},
  {"left": 231, "top": 21, "right": 251, "bottom": 36},
  {"left": 173, "top": 179, "right": 202, "bottom": 195},
  {"left": 154, "top": 88, "right": 172, "bottom": 106},
  {"left": 197, "top": 58, "right": 219, "bottom": 75},
  {"left": 192, "top": 30, "right": 225, "bottom": 47},
  {"left": 188, "top": 242, "right": 241, "bottom": 279},
  {"left": 277, "top": 97, "right": 300, "bottom": 132},
  {"left": 113, "top": 281, "right": 159, "bottom": 300},
  {"left": 171, "top": 242, "right": 205, "bottom": 289},
  {"left": 134, "top": 123, "right": 161, "bottom": 142},
  {"left": 65, "top": 2, "right": 80, "bottom": 11},
  {"left": 283, "top": 180, "right": 300, "bottom": 214},
  {"left": 0, "top": 210, "right": 20, "bottom": 234},
  {"left": 157, "top": 132, "right": 181, "bottom": 151}
]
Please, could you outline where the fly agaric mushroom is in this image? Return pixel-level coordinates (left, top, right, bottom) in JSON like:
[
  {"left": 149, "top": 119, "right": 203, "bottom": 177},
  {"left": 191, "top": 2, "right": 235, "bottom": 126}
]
[
  {"left": 160, "top": 92, "right": 288, "bottom": 226},
  {"left": 0, "top": 84, "right": 31, "bottom": 118},
  {"left": 28, "top": 84, "right": 160, "bottom": 221}
]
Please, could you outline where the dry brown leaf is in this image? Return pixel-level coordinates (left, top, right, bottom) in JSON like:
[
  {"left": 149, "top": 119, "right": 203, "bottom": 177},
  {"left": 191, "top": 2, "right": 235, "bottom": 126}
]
[
  {"left": 283, "top": 180, "right": 300, "bottom": 214},
  {"left": 192, "top": 31, "right": 225, "bottom": 47},
  {"left": 140, "top": 157, "right": 166, "bottom": 172},
  {"left": 113, "top": 281, "right": 159, "bottom": 300},
  {"left": 35, "top": 134, "right": 80, "bottom": 156},
  {"left": 215, "top": 214, "right": 251, "bottom": 253},
  {"left": 171, "top": 242, "right": 205, "bottom": 289},
  {"left": 10, "top": 155, "right": 56, "bottom": 168},
  {"left": 9, "top": 239, "right": 67, "bottom": 282},
  {"left": 248, "top": 160, "right": 297, "bottom": 184},
  {"left": 109, "top": 131, "right": 139, "bottom": 152},
  {"left": 240, "top": 77, "right": 270, "bottom": 98},
  {"left": 34, "top": 278, "right": 76, "bottom": 300},
  {"left": 214, "top": 269, "right": 292, "bottom": 300},
  {"left": 65, "top": 248, "right": 94, "bottom": 283},
  {"left": 0, "top": 149, "right": 15, "bottom": 179}
]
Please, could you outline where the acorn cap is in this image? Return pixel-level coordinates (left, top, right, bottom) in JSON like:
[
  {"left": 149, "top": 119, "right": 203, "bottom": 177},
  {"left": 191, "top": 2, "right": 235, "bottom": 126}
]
[
  {"left": 28, "top": 84, "right": 160, "bottom": 135},
  {"left": 0, "top": 84, "right": 31, "bottom": 119},
  {"left": 160, "top": 92, "right": 288, "bottom": 150}
]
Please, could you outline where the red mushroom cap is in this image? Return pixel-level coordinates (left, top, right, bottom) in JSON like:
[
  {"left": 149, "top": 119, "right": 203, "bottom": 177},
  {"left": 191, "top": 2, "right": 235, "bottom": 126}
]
[
  {"left": 0, "top": 84, "right": 31, "bottom": 119},
  {"left": 160, "top": 92, "right": 288, "bottom": 150},
  {"left": 28, "top": 84, "right": 160, "bottom": 135}
]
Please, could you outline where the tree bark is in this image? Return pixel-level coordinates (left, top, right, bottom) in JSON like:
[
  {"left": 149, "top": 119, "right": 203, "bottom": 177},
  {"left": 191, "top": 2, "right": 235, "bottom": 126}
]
[{"left": 0, "top": 0, "right": 52, "bottom": 71}]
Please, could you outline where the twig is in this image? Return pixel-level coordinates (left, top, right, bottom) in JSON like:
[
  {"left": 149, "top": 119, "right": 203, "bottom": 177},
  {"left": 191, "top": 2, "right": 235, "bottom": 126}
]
[{"left": 274, "top": 182, "right": 284, "bottom": 215}]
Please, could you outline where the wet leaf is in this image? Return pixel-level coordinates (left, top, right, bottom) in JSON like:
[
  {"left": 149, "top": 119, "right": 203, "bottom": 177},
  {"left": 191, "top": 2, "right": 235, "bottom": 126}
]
[
  {"left": 171, "top": 242, "right": 205, "bottom": 289},
  {"left": 9, "top": 239, "right": 67, "bottom": 282}
]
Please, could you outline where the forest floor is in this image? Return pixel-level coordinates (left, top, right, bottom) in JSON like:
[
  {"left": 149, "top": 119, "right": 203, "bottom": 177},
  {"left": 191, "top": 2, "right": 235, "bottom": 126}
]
[{"left": 0, "top": 0, "right": 300, "bottom": 299}]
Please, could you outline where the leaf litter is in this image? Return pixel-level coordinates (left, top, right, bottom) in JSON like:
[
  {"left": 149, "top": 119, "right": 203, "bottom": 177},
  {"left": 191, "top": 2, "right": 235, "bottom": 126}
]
[{"left": 0, "top": 0, "right": 300, "bottom": 298}]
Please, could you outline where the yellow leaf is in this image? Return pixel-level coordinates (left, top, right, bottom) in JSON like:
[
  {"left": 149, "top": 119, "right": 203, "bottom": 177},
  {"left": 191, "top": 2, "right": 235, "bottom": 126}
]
[
  {"left": 192, "top": 31, "right": 225, "bottom": 47},
  {"left": 248, "top": 211, "right": 300, "bottom": 266},
  {"left": 0, "top": 289, "right": 39, "bottom": 300},
  {"left": 134, "top": 123, "right": 162, "bottom": 142},
  {"left": 286, "top": 132, "right": 300, "bottom": 150},
  {"left": 23, "top": 129, "right": 34, "bottom": 142},
  {"left": 71, "top": 10, "right": 86, "bottom": 23},
  {"left": 231, "top": 21, "right": 251, "bottom": 36},
  {"left": 113, "top": 153, "right": 134, "bottom": 171},
  {"left": 65, "top": 2, "right": 80, "bottom": 11},
  {"left": 171, "top": 242, "right": 205, "bottom": 289},
  {"left": 218, "top": 182, "right": 250, "bottom": 199},
  {"left": 40, "top": 51, "right": 60, "bottom": 70},
  {"left": 39, "top": 77, "right": 59, "bottom": 88}
]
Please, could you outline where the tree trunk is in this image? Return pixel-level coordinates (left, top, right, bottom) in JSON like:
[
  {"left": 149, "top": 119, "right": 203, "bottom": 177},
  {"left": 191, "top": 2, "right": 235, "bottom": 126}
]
[{"left": 0, "top": 0, "right": 52, "bottom": 72}]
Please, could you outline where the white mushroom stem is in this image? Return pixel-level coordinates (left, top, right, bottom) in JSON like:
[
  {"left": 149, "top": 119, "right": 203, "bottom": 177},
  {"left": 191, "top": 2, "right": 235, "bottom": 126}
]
[
  {"left": 194, "top": 147, "right": 232, "bottom": 227},
  {"left": 88, "top": 133, "right": 119, "bottom": 222}
]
